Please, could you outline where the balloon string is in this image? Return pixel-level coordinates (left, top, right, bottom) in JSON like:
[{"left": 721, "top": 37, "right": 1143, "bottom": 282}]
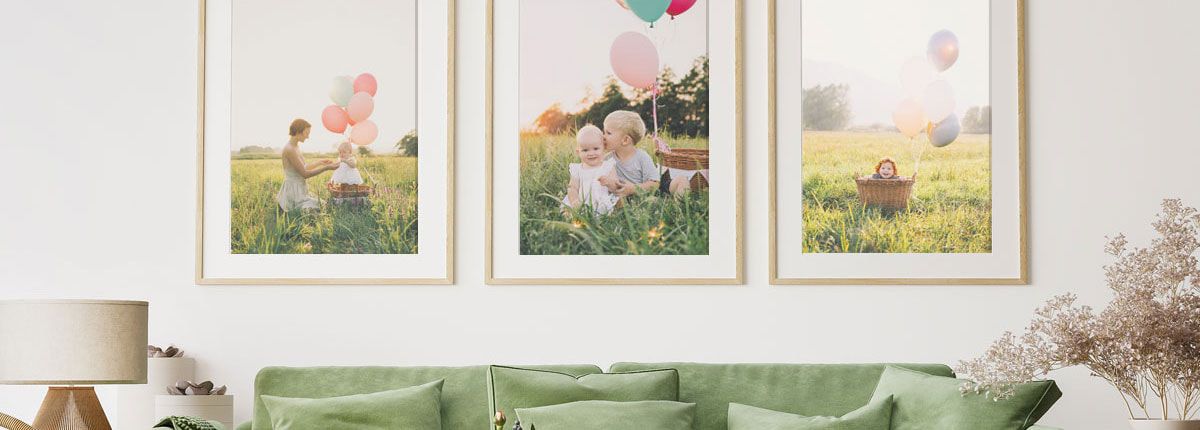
[{"left": 652, "top": 80, "right": 660, "bottom": 141}]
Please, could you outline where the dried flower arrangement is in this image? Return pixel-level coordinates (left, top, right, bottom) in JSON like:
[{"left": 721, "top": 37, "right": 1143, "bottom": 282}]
[
  {"left": 167, "top": 380, "right": 228, "bottom": 396},
  {"left": 958, "top": 199, "right": 1200, "bottom": 421}
]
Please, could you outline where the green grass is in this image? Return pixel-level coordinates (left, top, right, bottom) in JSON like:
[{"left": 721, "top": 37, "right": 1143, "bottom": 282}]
[
  {"left": 230, "top": 155, "right": 418, "bottom": 254},
  {"left": 801, "top": 131, "right": 991, "bottom": 253},
  {"left": 520, "top": 133, "right": 710, "bottom": 255}
]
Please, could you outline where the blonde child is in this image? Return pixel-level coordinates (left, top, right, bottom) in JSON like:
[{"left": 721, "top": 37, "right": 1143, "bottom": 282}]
[
  {"left": 602, "top": 110, "right": 660, "bottom": 197},
  {"left": 331, "top": 140, "right": 364, "bottom": 185},
  {"left": 563, "top": 125, "right": 620, "bottom": 215}
]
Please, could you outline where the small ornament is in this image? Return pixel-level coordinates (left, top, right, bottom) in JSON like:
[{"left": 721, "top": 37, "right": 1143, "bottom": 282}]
[
  {"left": 148, "top": 344, "right": 185, "bottom": 358},
  {"left": 167, "top": 380, "right": 227, "bottom": 396},
  {"left": 493, "top": 411, "right": 506, "bottom": 430}
]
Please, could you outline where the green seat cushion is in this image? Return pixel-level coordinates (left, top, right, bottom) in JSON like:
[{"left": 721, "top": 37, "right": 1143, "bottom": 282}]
[
  {"left": 515, "top": 400, "right": 696, "bottom": 430},
  {"left": 727, "top": 395, "right": 892, "bottom": 430},
  {"left": 609, "top": 362, "right": 953, "bottom": 430},
  {"left": 869, "top": 366, "right": 1061, "bottom": 430},
  {"left": 261, "top": 379, "right": 443, "bottom": 430},
  {"left": 488, "top": 365, "right": 680, "bottom": 426},
  {"left": 251, "top": 364, "right": 601, "bottom": 430}
]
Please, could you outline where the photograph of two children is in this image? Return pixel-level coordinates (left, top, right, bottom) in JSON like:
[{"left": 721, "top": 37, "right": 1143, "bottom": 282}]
[{"left": 518, "top": 0, "right": 713, "bottom": 257}]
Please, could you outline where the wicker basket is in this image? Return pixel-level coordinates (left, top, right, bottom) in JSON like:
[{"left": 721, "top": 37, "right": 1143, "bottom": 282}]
[
  {"left": 658, "top": 149, "right": 709, "bottom": 190},
  {"left": 855, "top": 177, "right": 914, "bottom": 210},
  {"left": 326, "top": 182, "right": 372, "bottom": 199},
  {"left": 658, "top": 148, "right": 709, "bottom": 170}
]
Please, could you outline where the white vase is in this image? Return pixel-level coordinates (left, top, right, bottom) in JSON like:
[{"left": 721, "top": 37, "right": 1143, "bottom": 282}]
[
  {"left": 155, "top": 395, "right": 234, "bottom": 429},
  {"left": 1130, "top": 420, "right": 1200, "bottom": 430},
  {"left": 116, "top": 357, "right": 195, "bottom": 430}
]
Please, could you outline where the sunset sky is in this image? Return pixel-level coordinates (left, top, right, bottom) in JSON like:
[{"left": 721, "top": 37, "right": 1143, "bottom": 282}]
[
  {"left": 802, "top": 0, "right": 989, "bottom": 126},
  {"left": 519, "top": 0, "right": 709, "bottom": 128},
  {"left": 231, "top": 0, "right": 417, "bottom": 152}
]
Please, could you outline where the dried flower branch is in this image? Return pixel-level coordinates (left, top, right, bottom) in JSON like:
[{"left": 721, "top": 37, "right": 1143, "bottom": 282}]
[{"left": 958, "top": 199, "right": 1200, "bottom": 420}]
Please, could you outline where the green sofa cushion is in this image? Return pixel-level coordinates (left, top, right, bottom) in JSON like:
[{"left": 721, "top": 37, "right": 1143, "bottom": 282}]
[
  {"left": 250, "top": 364, "right": 601, "bottom": 430},
  {"left": 515, "top": 400, "right": 695, "bottom": 430},
  {"left": 261, "top": 379, "right": 443, "bottom": 430},
  {"left": 608, "top": 362, "right": 953, "bottom": 430},
  {"left": 870, "top": 366, "right": 1061, "bottom": 430},
  {"left": 727, "top": 395, "right": 892, "bottom": 430},
  {"left": 488, "top": 365, "right": 680, "bottom": 427}
]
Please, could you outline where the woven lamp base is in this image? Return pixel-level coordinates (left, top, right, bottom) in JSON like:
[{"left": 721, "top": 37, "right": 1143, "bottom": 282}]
[{"left": 32, "top": 387, "right": 112, "bottom": 430}]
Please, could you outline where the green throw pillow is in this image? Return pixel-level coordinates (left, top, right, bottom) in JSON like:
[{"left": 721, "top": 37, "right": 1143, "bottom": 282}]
[
  {"left": 870, "top": 366, "right": 1061, "bottom": 430},
  {"left": 727, "top": 395, "right": 893, "bottom": 430},
  {"left": 261, "top": 379, "right": 443, "bottom": 430},
  {"left": 488, "top": 365, "right": 680, "bottom": 426},
  {"left": 516, "top": 400, "right": 695, "bottom": 430}
]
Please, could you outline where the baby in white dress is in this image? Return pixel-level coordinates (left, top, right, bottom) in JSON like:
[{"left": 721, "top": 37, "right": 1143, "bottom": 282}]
[
  {"left": 331, "top": 141, "right": 364, "bottom": 185},
  {"left": 563, "top": 125, "right": 620, "bottom": 215}
]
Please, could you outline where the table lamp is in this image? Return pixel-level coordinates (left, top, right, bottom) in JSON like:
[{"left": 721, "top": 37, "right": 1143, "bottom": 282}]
[{"left": 0, "top": 300, "right": 148, "bottom": 430}]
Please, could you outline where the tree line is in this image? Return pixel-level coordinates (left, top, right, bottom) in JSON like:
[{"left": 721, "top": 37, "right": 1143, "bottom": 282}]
[
  {"left": 534, "top": 56, "right": 709, "bottom": 138},
  {"left": 802, "top": 83, "right": 992, "bottom": 134}
]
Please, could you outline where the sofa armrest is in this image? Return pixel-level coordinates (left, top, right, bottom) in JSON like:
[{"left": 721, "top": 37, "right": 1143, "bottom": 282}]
[
  {"left": 235, "top": 421, "right": 252, "bottom": 430},
  {"left": 1028, "top": 426, "right": 1062, "bottom": 430}
]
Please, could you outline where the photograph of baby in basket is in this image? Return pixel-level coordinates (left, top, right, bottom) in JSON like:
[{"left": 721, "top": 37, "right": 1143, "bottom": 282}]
[
  {"left": 518, "top": 0, "right": 711, "bottom": 256},
  {"left": 799, "top": 0, "right": 992, "bottom": 254},
  {"left": 227, "top": 0, "right": 418, "bottom": 255}
]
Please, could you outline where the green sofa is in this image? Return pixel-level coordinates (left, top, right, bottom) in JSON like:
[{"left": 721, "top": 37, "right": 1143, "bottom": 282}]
[{"left": 235, "top": 363, "right": 1062, "bottom": 430}]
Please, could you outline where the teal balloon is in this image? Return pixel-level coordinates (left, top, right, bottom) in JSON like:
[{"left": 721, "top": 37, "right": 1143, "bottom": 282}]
[
  {"left": 626, "top": 0, "right": 670, "bottom": 25},
  {"left": 930, "top": 114, "right": 960, "bottom": 148}
]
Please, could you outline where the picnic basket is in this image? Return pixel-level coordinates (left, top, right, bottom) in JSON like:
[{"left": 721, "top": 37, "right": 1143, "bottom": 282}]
[
  {"left": 855, "top": 177, "right": 914, "bottom": 210},
  {"left": 326, "top": 182, "right": 372, "bottom": 199},
  {"left": 657, "top": 148, "right": 710, "bottom": 190}
]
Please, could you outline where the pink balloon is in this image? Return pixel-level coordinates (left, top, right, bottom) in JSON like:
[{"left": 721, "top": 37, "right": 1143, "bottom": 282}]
[
  {"left": 667, "top": 0, "right": 697, "bottom": 17},
  {"left": 353, "top": 73, "right": 377, "bottom": 96},
  {"left": 610, "top": 32, "right": 659, "bottom": 90},
  {"left": 350, "top": 120, "right": 378, "bottom": 145},
  {"left": 321, "top": 105, "right": 349, "bottom": 134},
  {"left": 347, "top": 92, "right": 375, "bottom": 123},
  {"left": 614, "top": 0, "right": 629, "bottom": 9}
]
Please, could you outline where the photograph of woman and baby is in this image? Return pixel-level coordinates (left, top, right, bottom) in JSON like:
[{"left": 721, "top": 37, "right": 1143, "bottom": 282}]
[
  {"left": 519, "top": 0, "right": 711, "bottom": 256},
  {"left": 227, "top": 0, "right": 419, "bottom": 256}
]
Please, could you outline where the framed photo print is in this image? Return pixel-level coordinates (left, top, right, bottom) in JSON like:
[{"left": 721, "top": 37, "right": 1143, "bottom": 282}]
[
  {"left": 770, "top": 0, "right": 1027, "bottom": 284},
  {"left": 486, "top": 0, "right": 743, "bottom": 284},
  {"left": 196, "top": 0, "right": 454, "bottom": 284}
]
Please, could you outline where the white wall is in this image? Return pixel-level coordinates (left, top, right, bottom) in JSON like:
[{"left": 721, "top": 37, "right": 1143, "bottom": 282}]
[{"left": 1, "top": 1, "right": 1198, "bottom": 429}]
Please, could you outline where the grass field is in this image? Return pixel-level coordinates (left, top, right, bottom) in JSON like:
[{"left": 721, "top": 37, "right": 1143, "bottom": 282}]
[
  {"left": 801, "top": 131, "right": 991, "bottom": 253},
  {"left": 520, "top": 134, "right": 709, "bottom": 255},
  {"left": 230, "top": 155, "right": 418, "bottom": 254}
]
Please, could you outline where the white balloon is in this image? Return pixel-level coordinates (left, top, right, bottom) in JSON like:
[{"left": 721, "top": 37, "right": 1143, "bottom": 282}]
[
  {"left": 922, "top": 79, "right": 956, "bottom": 122},
  {"left": 329, "top": 76, "right": 354, "bottom": 108},
  {"left": 892, "top": 98, "right": 927, "bottom": 139},
  {"left": 899, "top": 56, "right": 936, "bottom": 96}
]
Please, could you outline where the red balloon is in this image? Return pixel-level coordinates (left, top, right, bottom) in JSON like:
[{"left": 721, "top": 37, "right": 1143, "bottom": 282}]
[
  {"left": 353, "top": 73, "right": 378, "bottom": 97},
  {"left": 321, "top": 105, "right": 349, "bottom": 134},
  {"left": 666, "top": 0, "right": 697, "bottom": 17}
]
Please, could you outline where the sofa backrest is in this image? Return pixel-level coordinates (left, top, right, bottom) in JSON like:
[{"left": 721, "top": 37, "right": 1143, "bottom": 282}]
[
  {"left": 250, "top": 364, "right": 601, "bottom": 430},
  {"left": 609, "top": 362, "right": 954, "bottom": 430}
]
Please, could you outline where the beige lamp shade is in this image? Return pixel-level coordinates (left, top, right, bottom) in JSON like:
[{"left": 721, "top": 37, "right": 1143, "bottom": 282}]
[{"left": 0, "top": 300, "right": 148, "bottom": 385}]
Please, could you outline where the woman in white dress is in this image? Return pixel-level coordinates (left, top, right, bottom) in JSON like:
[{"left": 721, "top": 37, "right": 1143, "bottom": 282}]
[{"left": 278, "top": 119, "right": 337, "bottom": 211}]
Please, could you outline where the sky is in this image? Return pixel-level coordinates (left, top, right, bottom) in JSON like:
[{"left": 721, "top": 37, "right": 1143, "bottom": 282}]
[
  {"left": 801, "top": 0, "right": 989, "bottom": 126},
  {"left": 519, "top": 0, "right": 709, "bottom": 128},
  {"left": 231, "top": 0, "right": 417, "bottom": 152}
]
